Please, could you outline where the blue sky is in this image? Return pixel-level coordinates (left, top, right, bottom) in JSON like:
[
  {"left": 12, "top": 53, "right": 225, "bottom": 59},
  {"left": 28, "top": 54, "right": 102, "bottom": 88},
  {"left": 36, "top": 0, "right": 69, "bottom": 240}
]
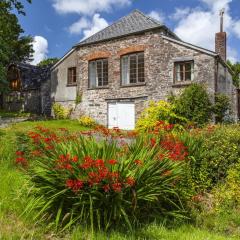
[{"left": 18, "top": 0, "right": 240, "bottom": 64}]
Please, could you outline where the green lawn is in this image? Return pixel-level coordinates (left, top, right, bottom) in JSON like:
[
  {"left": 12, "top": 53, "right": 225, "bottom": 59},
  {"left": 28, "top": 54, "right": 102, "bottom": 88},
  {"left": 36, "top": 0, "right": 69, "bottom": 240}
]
[
  {"left": 0, "top": 109, "right": 31, "bottom": 118},
  {"left": 0, "top": 120, "right": 239, "bottom": 240}
]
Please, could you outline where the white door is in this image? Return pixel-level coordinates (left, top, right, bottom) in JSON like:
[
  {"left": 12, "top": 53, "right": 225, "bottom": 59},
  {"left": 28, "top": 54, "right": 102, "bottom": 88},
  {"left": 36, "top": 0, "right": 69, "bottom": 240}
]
[
  {"left": 108, "top": 103, "right": 118, "bottom": 129},
  {"left": 108, "top": 103, "right": 135, "bottom": 130}
]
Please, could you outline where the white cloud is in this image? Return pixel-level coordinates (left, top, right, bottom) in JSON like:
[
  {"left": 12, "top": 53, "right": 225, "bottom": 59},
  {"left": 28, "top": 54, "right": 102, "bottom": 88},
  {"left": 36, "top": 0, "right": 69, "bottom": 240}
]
[
  {"left": 81, "top": 14, "right": 109, "bottom": 39},
  {"left": 69, "top": 17, "right": 90, "bottom": 34},
  {"left": 52, "top": 0, "right": 131, "bottom": 16},
  {"left": 173, "top": 0, "right": 240, "bottom": 53},
  {"left": 228, "top": 46, "right": 238, "bottom": 63},
  {"left": 233, "top": 20, "right": 240, "bottom": 38},
  {"left": 201, "top": 0, "right": 231, "bottom": 12},
  {"left": 69, "top": 13, "right": 109, "bottom": 40},
  {"left": 170, "top": 7, "right": 191, "bottom": 20},
  {"left": 148, "top": 11, "right": 165, "bottom": 23},
  {"left": 31, "top": 36, "right": 48, "bottom": 65}
]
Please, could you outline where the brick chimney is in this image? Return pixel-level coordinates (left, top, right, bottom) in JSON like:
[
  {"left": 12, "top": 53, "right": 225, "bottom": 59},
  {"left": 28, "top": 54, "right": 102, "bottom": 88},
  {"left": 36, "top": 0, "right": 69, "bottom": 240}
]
[{"left": 215, "top": 8, "right": 227, "bottom": 61}]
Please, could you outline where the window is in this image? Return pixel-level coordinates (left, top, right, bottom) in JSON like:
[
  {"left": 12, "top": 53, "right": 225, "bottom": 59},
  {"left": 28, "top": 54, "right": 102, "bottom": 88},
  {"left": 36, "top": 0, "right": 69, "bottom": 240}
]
[
  {"left": 89, "top": 59, "right": 108, "bottom": 88},
  {"left": 174, "top": 61, "right": 194, "bottom": 82},
  {"left": 121, "top": 52, "right": 145, "bottom": 85},
  {"left": 8, "top": 66, "right": 21, "bottom": 91},
  {"left": 67, "top": 67, "right": 77, "bottom": 85}
]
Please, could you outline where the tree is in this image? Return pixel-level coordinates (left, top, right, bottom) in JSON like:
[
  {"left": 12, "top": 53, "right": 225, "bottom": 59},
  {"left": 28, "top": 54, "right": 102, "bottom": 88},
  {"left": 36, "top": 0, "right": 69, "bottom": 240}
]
[
  {"left": 227, "top": 60, "right": 240, "bottom": 88},
  {"left": 37, "top": 58, "right": 59, "bottom": 67},
  {"left": 0, "top": 0, "right": 33, "bottom": 93},
  {"left": 172, "top": 83, "right": 212, "bottom": 126}
]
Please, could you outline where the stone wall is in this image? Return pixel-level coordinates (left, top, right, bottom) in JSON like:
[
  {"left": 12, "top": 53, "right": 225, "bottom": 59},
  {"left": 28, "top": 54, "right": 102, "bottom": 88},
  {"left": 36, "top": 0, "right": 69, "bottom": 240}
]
[
  {"left": 3, "top": 90, "right": 41, "bottom": 114},
  {"left": 41, "top": 77, "right": 52, "bottom": 116},
  {"left": 217, "top": 61, "right": 238, "bottom": 121},
  {"left": 72, "top": 30, "right": 217, "bottom": 126}
]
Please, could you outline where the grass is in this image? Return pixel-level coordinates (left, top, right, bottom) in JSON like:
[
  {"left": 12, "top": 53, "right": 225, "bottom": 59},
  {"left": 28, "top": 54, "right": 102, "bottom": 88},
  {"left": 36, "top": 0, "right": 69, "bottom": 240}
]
[
  {"left": 0, "top": 120, "right": 239, "bottom": 239},
  {"left": 0, "top": 109, "right": 31, "bottom": 118}
]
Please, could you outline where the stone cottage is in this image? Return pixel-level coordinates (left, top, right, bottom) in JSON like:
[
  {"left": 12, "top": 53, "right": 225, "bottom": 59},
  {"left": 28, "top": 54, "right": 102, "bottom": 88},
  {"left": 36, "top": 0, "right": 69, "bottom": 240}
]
[
  {"left": 1, "top": 63, "right": 51, "bottom": 115},
  {"left": 51, "top": 10, "right": 238, "bottom": 130}
]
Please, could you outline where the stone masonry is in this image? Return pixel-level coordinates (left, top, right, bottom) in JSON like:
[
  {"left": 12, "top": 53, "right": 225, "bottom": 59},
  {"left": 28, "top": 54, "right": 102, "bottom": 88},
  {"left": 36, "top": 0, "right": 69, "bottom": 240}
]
[{"left": 71, "top": 30, "right": 234, "bottom": 125}]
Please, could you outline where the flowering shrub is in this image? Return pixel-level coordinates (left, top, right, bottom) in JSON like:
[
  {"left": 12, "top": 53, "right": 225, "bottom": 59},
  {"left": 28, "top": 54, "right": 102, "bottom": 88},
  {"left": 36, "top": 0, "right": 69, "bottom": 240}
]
[
  {"left": 136, "top": 100, "right": 187, "bottom": 132},
  {"left": 20, "top": 125, "right": 188, "bottom": 231},
  {"left": 53, "top": 103, "right": 72, "bottom": 119},
  {"left": 78, "top": 115, "right": 96, "bottom": 127}
]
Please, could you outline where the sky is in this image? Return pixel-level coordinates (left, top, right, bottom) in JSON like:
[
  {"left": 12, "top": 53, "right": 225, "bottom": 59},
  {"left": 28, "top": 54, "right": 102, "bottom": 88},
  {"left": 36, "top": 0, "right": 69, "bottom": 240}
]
[{"left": 18, "top": 0, "right": 240, "bottom": 65}]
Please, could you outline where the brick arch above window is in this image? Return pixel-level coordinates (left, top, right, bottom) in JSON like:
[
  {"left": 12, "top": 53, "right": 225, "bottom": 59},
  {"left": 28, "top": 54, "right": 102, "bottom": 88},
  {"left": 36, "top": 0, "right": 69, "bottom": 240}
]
[
  {"left": 117, "top": 45, "right": 147, "bottom": 56},
  {"left": 84, "top": 51, "right": 111, "bottom": 61}
]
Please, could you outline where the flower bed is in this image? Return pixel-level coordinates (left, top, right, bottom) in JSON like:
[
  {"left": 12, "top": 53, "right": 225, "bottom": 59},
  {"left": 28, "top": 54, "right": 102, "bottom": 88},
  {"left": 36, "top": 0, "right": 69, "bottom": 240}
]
[{"left": 16, "top": 123, "right": 189, "bottom": 231}]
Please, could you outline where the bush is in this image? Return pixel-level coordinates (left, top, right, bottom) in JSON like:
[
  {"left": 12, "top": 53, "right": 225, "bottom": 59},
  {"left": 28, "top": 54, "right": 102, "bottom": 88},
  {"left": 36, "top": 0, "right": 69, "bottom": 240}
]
[
  {"left": 21, "top": 126, "right": 187, "bottom": 232},
  {"left": 213, "top": 93, "right": 231, "bottom": 123},
  {"left": 172, "top": 84, "right": 212, "bottom": 126},
  {"left": 179, "top": 125, "right": 240, "bottom": 193},
  {"left": 136, "top": 100, "right": 187, "bottom": 132},
  {"left": 78, "top": 115, "right": 96, "bottom": 127},
  {"left": 191, "top": 163, "right": 240, "bottom": 236},
  {"left": 53, "top": 103, "right": 72, "bottom": 119}
]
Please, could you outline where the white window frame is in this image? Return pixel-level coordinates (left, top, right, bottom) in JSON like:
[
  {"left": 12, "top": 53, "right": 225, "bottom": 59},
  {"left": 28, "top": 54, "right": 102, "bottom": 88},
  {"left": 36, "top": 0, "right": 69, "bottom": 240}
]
[{"left": 121, "top": 52, "right": 145, "bottom": 86}]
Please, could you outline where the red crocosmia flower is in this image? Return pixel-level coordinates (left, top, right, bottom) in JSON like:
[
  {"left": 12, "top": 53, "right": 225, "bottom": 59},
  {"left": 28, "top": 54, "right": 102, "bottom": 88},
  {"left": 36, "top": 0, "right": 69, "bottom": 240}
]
[
  {"left": 98, "top": 167, "right": 109, "bottom": 180},
  {"left": 108, "top": 159, "right": 117, "bottom": 165},
  {"left": 103, "top": 184, "right": 110, "bottom": 192},
  {"left": 80, "top": 162, "right": 91, "bottom": 170},
  {"left": 95, "top": 159, "right": 104, "bottom": 168},
  {"left": 156, "top": 120, "right": 165, "bottom": 126},
  {"left": 72, "top": 156, "right": 78, "bottom": 163},
  {"left": 44, "top": 137, "right": 51, "bottom": 143},
  {"left": 126, "top": 177, "right": 135, "bottom": 187},
  {"left": 66, "top": 179, "right": 84, "bottom": 192},
  {"left": 134, "top": 159, "right": 143, "bottom": 166},
  {"left": 66, "top": 179, "right": 74, "bottom": 188},
  {"left": 64, "top": 163, "right": 73, "bottom": 170},
  {"left": 59, "top": 154, "right": 66, "bottom": 161},
  {"left": 80, "top": 156, "right": 94, "bottom": 169},
  {"left": 16, "top": 151, "right": 24, "bottom": 156},
  {"left": 164, "top": 124, "right": 174, "bottom": 131},
  {"left": 150, "top": 138, "right": 156, "bottom": 147},
  {"left": 16, "top": 157, "right": 27, "bottom": 166},
  {"left": 161, "top": 137, "right": 188, "bottom": 161},
  {"left": 46, "top": 145, "right": 54, "bottom": 150},
  {"left": 88, "top": 172, "right": 101, "bottom": 184},
  {"left": 109, "top": 171, "right": 119, "bottom": 180},
  {"left": 112, "top": 182, "right": 122, "bottom": 192}
]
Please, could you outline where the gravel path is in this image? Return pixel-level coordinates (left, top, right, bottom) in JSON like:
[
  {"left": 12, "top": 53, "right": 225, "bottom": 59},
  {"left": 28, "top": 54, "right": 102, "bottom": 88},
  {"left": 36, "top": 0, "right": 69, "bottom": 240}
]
[{"left": 0, "top": 117, "right": 29, "bottom": 128}]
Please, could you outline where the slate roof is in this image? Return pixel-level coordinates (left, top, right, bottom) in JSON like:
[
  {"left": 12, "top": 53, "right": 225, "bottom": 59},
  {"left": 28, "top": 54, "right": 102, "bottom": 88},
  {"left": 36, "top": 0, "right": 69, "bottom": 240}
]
[
  {"left": 76, "top": 10, "right": 168, "bottom": 47},
  {"left": 9, "top": 63, "right": 52, "bottom": 90}
]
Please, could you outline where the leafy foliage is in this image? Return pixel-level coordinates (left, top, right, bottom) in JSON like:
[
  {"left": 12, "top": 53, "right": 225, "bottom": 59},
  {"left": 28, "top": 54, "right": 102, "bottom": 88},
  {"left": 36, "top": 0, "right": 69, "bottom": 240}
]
[
  {"left": 179, "top": 125, "right": 240, "bottom": 193},
  {"left": 213, "top": 93, "right": 231, "bottom": 123},
  {"left": 136, "top": 100, "right": 187, "bottom": 132},
  {"left": 227, "top": 60, "right": 240, "bottom": 88},
  {"left": 172, "top": 84, "right": 212, "bottom": 126},
  {"left": 52, "top": 103, "right": 72, "bottom": 119},
  {"left": 37, "top": 58, "right": 59, "bottom": 67},
  {"left": 78, "top": 115, "right": 96, "bottom": 127}
]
